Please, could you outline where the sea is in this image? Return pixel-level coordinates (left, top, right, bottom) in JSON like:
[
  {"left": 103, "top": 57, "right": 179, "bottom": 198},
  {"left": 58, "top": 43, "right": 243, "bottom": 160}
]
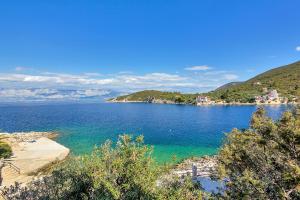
[{"left": 0, "top": 102, "right": 292, "bottom": 164}]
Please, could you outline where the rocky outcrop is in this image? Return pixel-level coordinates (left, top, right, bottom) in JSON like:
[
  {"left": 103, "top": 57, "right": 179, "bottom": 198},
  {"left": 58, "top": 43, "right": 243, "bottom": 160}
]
[{"left": 172, "top": 156, "right": 218, "bottom": 178}]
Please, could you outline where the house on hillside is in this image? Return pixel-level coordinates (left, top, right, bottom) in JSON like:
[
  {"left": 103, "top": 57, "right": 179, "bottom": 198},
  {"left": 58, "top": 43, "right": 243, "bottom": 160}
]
[
  {"left": 196, "top": 96, "right": 214, "bottom": 105},
  {"left": 196, "top": 96, "right": 209, "bottom": 103},
  {"left": 253, "top": 81, "right": 261, "bottom": 85},
  {"left": 255, "top": 89, "right": 281, "bottom": 104},
  {"left": 267, "top": 90, "right": 279, "bottom": 101},
  {"left": 255, "top": 95, "right": 267, "bottom": 103}
]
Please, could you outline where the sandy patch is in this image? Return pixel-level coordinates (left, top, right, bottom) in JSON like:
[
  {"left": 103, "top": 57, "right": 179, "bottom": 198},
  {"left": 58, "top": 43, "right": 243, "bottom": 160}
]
[{"left": 0, "top": 132, "right": 69, "bottom": 187}]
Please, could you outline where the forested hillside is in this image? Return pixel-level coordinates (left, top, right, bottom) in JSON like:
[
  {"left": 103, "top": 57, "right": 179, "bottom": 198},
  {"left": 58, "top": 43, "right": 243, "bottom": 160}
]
[
  {"left": 206, "top": 61, "right": 300, "bottom": 102},
  {"left": 113, "top": 90, "right": 198, "bottom": 104},
  {"left": 112, "top": 61, "right": 300, "bottom": 104}
]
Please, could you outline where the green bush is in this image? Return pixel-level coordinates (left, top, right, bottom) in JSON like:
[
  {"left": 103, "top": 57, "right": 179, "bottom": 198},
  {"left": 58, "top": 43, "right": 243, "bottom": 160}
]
[
  {"left": 3, "top": 135, "right": 203, "bottom": 200},
  {"left": 0, "top": 141, "right": 12, "bottom": 159},
  {"left": 216, "top": 107, "right": 300, "bottom": 199}
]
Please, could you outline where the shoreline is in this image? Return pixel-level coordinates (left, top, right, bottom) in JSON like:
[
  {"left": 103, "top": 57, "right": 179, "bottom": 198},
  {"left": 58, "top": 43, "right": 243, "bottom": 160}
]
[
  {"left": 108, "top": 99, "right": 298, "bottom": 106},
  {"left": 0, "top": 131, "right": 218, "bottom": 188},
  {"left": 0, "top": 132, "right": 70, "bottom": 187},
  {"left": 172, "top": 156, "right": 218, "bottom": 178}
]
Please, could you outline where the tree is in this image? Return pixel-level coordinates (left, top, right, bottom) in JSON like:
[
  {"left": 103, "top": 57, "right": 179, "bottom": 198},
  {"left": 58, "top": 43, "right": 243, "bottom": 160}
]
[
  {"left": 216, "top": 107, "right": 300, "bottom": 199},
  {"left": 86, "top": 134, "right": 162, "bottom": 199},
  {"left": 3, "top": 135, "right": 203, "bottom": 200},
  {"left": 157, "top": 177, "right": 203, "bottom": 200}
]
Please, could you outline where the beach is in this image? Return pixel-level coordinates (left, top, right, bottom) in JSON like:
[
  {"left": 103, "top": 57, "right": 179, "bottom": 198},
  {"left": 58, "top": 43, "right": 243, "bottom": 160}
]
[{"left": 0, "top": 132, "right": 69, "bottom": 187}]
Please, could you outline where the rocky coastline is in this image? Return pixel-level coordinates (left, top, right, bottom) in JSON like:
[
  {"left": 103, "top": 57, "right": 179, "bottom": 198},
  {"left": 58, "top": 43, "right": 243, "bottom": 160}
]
[
  {"left": 109, "top": 98, "right": 184, "bottom": 105},
  {"left": 172, "top": 156, "right": 218, "bottom": 178},
  {"left": 109, "top": 98, "right": 298, "bottom": 106}
]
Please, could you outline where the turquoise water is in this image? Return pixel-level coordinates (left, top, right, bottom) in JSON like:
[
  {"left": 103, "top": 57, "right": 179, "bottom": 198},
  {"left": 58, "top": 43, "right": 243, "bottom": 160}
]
[{"left": 0, "top": 103, "right": 291, "bottom": 163}]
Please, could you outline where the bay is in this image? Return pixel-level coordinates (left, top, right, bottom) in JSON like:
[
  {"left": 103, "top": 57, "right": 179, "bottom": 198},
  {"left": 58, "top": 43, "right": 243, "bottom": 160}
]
[{"left": 0, "top": 102, "right": 291, "bottom": 163}]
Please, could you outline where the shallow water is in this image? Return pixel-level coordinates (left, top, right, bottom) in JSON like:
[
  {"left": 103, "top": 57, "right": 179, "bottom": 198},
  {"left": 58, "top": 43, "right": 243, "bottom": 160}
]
[
  {"left": 197, "top": 177, "right": 224, "bottom": 193},
  {"left": 0, "top": 102, "right": 291, "bottom": 163}
]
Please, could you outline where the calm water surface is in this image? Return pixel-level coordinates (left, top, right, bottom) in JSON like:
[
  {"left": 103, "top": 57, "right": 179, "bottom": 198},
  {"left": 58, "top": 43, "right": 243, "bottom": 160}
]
[{"left": 0, "top": 103, "right": 291, "bottom": 163}]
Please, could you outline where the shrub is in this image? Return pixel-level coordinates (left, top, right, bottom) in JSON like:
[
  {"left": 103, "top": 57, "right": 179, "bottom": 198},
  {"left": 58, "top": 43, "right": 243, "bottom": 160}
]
[
  {"left": 216, "top": 107, "right": 300, "bottom": 199},
  {"left": 3, "top": 135, "right": 203, "bottom": 200},
  {"left": 0, "top": 141, "right": 12, "bottom": 159}
]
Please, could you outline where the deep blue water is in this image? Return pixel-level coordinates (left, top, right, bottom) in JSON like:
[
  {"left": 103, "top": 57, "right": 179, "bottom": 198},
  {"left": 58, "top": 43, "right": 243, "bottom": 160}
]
[{"left": 0, "top": 103, "right": 291, "bottom": 163}]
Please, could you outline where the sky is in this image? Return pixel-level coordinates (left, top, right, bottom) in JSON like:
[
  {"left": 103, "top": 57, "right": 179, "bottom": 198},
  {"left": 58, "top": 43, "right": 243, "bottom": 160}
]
[{"left": 0, "top": 0, "right": 300, "bottom": 102}]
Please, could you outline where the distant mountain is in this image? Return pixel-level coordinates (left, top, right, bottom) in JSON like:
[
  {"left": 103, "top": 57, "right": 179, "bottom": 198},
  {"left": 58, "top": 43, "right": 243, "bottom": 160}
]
[
  {"left": 0, "top": 88, "right": 112, "bottom": 102},
  {"left": 111, "top": 61, "right": 300, "bottom": 104}
]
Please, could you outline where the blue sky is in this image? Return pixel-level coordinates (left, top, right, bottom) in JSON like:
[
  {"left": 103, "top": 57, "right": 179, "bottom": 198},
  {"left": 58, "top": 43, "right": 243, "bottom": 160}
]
[{"left": 0, "top": 0, "right": 300, "bottom": 101}]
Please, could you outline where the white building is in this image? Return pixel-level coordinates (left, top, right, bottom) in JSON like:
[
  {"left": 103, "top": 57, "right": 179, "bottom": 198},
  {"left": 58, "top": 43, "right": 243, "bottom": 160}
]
[
  {"left": 196, "top": 96, "right": 213, "bottom": 105},
  {"left": 267, "top": 90, "right": 279, "bottom": 101}
]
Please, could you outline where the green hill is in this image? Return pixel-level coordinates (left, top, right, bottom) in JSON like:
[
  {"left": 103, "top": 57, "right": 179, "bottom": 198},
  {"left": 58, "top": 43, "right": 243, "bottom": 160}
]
[
  {"left": 215, "top": 82, "right": 242, "bottom": 91},
  {"left": 206, "top": 61, "right": 300, "bottom": 103},
  {"left": 112, "top": 61, "right": 300, "bottom": 104},
  {"left": 113, "top": 90, "right": 197, "bottom": 104}
]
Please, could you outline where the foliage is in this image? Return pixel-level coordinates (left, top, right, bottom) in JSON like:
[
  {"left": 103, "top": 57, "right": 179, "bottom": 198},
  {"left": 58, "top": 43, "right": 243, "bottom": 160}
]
[
  {"left": 3, "top": 135, "right": 203, "bottom": 200},
  {"left": 3, "top": 161, "right": 93, "bottom": 200},
  {"left": 157, "top": 177, "right": 203, "bottom": 200},
  {"left": 113, "top": 61, "right": 300, "bottom": 103},
  {"left": 216, "top": 107, "right": 300, "bottom": 199},
  {"left": 0, "top": 140, "right": 12, "bottom": 159},
  {"left": 114, "top": 90, "right": 198, "bottom": 105},
  {"left": 206, "top": 61, "right": 300, "bottom": 102}
]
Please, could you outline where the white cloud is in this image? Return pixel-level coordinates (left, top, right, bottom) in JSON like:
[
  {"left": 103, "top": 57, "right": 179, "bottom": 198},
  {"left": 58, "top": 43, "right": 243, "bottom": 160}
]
[
  {"left": 296, "top": 46, "right": 300, "bottom": 51},
  {"left": 223, "top": 74, "right": 239, "bottom": 80},
  {"left": 204, "top": 70, "right": 228, "bottom": 75},
  {"left": 14, "top": 66, "right": 36, "bottom": 72},
  {"left": 0, "top": 88, "right": 110, "bottom": 101},
  {"left": 83, "top": 72, "right": 102, "bottom": 77},
  {"left": 0, "top": 73, "right": 116, "bottom": 86},
  {"left": 184, "top": 65, "right": 211, "bottom": 71},
  {"left": 0, "top": 67, "right": 240, "bottom": 101},
  {"left": 15, "top": 66, "right": 28, "bottom": 71},
  {"left": 118, "top": 71, "right": 133, "bottom": 75}
]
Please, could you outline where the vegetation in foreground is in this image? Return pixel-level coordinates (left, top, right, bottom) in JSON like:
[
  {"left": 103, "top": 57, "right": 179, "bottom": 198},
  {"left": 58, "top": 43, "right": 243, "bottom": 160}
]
[
  {"left": 0, "top": 136, "right": 12, "bottom": 159},
  {"left": 3, "top": 135, "right": 203, "bottom": 200},
  {"left": 3, "top": 107, "right": 300, "bottom": 199},
  {"left": 216, "top": 107, "right": 300, "bottom": 199}
]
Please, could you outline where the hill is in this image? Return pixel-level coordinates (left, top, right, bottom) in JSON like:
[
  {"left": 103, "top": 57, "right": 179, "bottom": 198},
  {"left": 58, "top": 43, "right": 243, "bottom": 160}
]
[
  {"left": 206, "top": 61, "right": 300, "bottom": 103},
  {"left": 111, "top": 61, "right": 300, "bottom": 104},
  {"left": 112, "top": 90, "right": 197, "bottom": 104},
  {"left": 215, "top": 82, "right": 242, "bottom": 91}
]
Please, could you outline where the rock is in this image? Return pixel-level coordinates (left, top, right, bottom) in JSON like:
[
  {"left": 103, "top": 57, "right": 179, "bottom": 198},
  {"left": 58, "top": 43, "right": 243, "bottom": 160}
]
[{"left": 172, "top": 156, "right": 218, "bottom": 178}]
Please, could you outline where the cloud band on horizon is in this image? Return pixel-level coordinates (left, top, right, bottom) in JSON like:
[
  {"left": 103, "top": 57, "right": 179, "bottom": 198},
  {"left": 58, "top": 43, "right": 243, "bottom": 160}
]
[{"left": 0, "top": 68, "right": 239, "bottom": 101}]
